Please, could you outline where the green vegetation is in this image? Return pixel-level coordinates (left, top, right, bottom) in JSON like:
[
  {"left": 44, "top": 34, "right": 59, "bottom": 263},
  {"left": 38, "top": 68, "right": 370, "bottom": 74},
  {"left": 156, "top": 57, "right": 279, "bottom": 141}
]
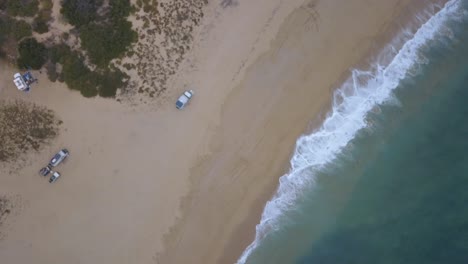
[
  {"left": 3, "top": 0, "right": 39, "bottom": 17},
  {"left": 0, "top": 0, "right": 51, "bottom": 58},
  {"left": 109, "top": 0, "right": 133, "bottom": 21},
  {"left": 41, "top": 0, "right": 53, "bottom": 10},
  {"left": 96, "top": 69, "right": 127, "bottom": 97},
  {"left": 57, "top": 0, "right": 135, "bottom": 97},
  {"left": 0, "top": 18, "right": 12, "bottom": 57},
  {"left": 67, "top": 0, "right": 136, "bottom": 68},
  {"left": 33, "top": 19, "right": 49, "bottom": 33},
  {"left": 60, "top": 0, "right": 102, "bottom": 27},
  {"left": 17, "top": 38, "right": 47, "bottom": 69},
  {"left": 12, "top": 19, "right": 33, "bottom": 40},
  {"left": 45, "top": 61, "right": 58, "bottom": 82},
  {"left": 48, "top": 44, "right": 127, "bottom": 97},
  {"left": 58, "top": 47, "right": 99, "bottom": 97},
  {"left": 33, "top": 0, "right": 53, "bottom": 34},
  {"left": 0, "top": 0, "right": 134, "bottom": 98},
  {"left": 0, "top": 17, "right": 32, "bottom": 42},
  {"left": 80, "top": 19, "right": 136, "bottom": 67}
]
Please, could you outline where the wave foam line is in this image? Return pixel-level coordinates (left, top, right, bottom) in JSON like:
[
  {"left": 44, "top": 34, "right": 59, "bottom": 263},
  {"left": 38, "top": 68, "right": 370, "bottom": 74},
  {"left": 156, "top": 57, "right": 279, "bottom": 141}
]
[{"left": 237, "top": 1, "right": 463, "bottom": 263}]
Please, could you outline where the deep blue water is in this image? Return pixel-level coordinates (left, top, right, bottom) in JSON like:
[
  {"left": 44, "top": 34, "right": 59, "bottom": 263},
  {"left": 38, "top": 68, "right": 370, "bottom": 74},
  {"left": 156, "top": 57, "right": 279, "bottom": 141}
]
[{"left": 242, "top": 1, "right": 468, "bottom": 263}]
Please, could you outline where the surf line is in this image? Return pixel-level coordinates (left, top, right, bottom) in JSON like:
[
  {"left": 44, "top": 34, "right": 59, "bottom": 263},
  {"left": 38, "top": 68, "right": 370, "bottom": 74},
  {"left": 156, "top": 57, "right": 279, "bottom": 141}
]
[{"left": 237, "top": 1, "right": 463, "bottom": 263}]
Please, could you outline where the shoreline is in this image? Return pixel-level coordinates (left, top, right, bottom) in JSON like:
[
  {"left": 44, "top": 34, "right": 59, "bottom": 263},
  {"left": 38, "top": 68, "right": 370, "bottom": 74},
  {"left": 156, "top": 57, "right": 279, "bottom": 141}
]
[
  {"left": 0, "top": 0, "right": 450, "bottom": 263},
  {"left": 157, "top": 0, "right": 450, "bottom": 263},
  {"left": 226, "top": 0, "right": 450, "bottom": 263}
]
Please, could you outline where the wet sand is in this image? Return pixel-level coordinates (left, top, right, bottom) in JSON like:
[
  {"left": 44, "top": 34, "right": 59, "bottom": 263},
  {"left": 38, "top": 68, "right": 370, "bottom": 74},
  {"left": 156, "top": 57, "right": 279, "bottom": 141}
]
[
  {"left": 159, "top": 0, "right": 440, "bottom": 263},
  {"left": 0, "top": 0, "right": 435, "bottom": 263}
]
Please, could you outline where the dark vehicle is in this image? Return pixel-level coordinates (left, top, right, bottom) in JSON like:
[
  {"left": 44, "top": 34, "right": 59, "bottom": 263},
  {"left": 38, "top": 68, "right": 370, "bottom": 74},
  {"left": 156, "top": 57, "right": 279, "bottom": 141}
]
[{"left": 39, "top": 166, "right": 51, "bottom": 176}]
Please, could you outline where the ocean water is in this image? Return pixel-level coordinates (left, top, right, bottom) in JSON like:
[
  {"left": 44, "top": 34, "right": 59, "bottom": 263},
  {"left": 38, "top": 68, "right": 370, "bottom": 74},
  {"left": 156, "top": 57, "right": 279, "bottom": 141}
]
[{"left": 238, "top": 0, "right": 468, "bottom": 263}]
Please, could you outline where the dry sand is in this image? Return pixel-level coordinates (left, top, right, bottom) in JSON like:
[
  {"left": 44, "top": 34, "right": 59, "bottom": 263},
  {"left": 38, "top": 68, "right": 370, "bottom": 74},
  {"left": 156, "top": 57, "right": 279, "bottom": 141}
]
[{"left": 0, "top": 0, "right": 436, "bottom": 263}]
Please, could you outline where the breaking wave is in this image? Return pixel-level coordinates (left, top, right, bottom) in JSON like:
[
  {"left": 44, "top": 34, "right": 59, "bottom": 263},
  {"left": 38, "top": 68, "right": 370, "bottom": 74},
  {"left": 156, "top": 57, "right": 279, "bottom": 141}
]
[{"left": 237, "top": 0, "right": 464, "bottom": 263}]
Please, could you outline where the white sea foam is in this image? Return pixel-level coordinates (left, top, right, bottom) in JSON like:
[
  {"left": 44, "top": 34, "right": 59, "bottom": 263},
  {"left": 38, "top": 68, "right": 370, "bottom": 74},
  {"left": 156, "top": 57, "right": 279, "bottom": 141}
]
[{"left": 237, "top": 1, "right": 463, "bottom": 263}]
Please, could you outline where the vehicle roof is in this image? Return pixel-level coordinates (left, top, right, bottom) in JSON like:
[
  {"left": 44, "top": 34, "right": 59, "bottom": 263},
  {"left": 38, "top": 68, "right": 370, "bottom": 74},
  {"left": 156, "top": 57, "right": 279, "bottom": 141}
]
[
  {"left": 59, "top": 149, "right": 68, "bottom": 154},
  {"left": 13, "top": 75, "right": 27, "bottom": 90},
  {"left": 177, "top": 95, "right": 189, "bottom": 104}
]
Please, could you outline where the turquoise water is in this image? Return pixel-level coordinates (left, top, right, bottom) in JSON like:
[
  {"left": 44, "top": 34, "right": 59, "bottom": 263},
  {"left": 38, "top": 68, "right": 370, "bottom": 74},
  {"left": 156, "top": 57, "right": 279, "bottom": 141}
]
[{"left": 240, "top": 1, "right": 468, "bottom": 263}]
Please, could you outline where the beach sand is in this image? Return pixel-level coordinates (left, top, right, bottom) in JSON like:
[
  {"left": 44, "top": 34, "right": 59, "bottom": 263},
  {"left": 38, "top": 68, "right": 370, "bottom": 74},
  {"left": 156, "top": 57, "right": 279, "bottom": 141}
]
[{"left": 0, "top": 0, "right": 437, "bottom": 263}]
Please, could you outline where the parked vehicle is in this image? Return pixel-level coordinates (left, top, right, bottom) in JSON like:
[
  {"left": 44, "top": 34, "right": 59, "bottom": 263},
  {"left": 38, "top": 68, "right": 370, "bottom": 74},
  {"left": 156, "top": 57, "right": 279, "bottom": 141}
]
[
  {"left": 39, "top": 166, "right": 51, "bottom": 176},
  {"left": 49, "top": 171, "right": 61, "bottom": 183},
  {"left": 176, "top": 90, "right": 194, "bottom": 109},
  {"left": 49, "top": 149, "right": 69, "bottom": 167}
]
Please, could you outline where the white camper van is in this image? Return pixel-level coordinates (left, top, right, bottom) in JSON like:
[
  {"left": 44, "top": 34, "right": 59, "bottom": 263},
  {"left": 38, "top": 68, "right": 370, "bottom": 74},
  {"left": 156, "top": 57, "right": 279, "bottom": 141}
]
[{"left": 13, "top": 73, "right": 28, "bottom": 91}]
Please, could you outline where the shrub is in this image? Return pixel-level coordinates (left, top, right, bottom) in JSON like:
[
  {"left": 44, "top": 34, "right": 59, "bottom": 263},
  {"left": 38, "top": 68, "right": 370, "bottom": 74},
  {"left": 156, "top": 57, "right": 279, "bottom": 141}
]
[
  {"left": 0, "top": 0, "right": 6, "bottom": 10},
  {"left": 33, "top": 19, "right": 49, "bottom": 33},
  {"left": 11, "top": 19, "right": 32, "bottom": 40},
  {"left": 0, "top": 17, "right": 32, "bottom": 41},
  {"left": 33, "top": 8, "right": 52, "bottom": 34},
  {"left": 0, "top": 18, "right": 9, "bottom": 45},
  {"left": 80, "top": 20, "right": 136, "bottom": 67},
  {"left": 17, "top": 37, "right": 47, "bottom": 69},
  {"left": 49, "top": 44, "right": 125, "bottom": 98},
  {"left": 45, "top": 62, "right": 58, "bottom": 82},
  {"left": 76, "top": 75, "right": 99, "bottom": 97},
  {"left": 97, "top": 69, "right": 127, "bottom": 97},
  {"left": 59, "top": 49, "right": 98, "bottom": 97},
  {"left": 6, "top": 0, "right": 39, "bottom": 17},
  {"left": 0, "top": 100, "right": 60, "bottom": 163},
  {"left": 41, "top": 0, "right": 53, "bottom": 10},
  {"left": 109, "top": 0, "right": 131, "bottom": 21},
  {"left": 61, "top": 0, "right": 102, "bottom": 27},
  {"left": 75, "top": 0, "right": 136, "bottom": 68},
  {"left": 48, "top": 43, "right": 70, "bottom": 63}
]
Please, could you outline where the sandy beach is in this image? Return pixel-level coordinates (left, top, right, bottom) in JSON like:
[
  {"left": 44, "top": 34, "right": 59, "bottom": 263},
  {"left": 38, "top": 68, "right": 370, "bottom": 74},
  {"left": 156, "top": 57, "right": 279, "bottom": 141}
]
[{"left": 0, "top": 0, "right": 438, "bottom": 263}]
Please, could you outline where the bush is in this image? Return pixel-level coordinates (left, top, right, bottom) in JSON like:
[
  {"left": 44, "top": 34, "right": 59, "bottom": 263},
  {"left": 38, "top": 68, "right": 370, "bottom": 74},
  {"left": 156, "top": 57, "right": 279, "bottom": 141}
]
[
  {"left": 11, "top": 19, "right": 32, "bottom": 40},
  {"left": 109, "top": 0, "right": 132, "bottom": 21},
  {"left": 17, "top": 38, "right": 47, "bottom": 69},
  {"left": 0, "top": 0, "right": 7, "bottom": 10},
  {"left": 45, "top": 62, "right": 58, "bottom": 82},
  {"left": 33, "top": 19, "right": 49, "bottom": 33},
  {"left": 59, "top": 49, "right": 98, "bottom": 97},
  {"left": 0, "top": 100, "right": 60, "bottom": 163},
  {"left": 49, "top": 44, "right": 125, "bottom": 98},
  {"left": 33, "top": 8, "right": 52, "bottom": 34},
  {"left": 74, "top": 0, "right": 136, "bottom": 68},
  {"left": 41, "top": 0, "right": 53, "bottom": 10},
  {"left": 6, "top": 0, "right": 39, "bottom": 17},
  {"left": 97, "top": 69, "right": 127, "bottom": 97},
  {"left": 80, "top": 20, "right": 136, "bottom": 67},
  {"left": 76, "top": 75, "right": 99, "bottom": 97},
  {"left": 0, "top": 17, "right": 32, "bottom": 41},
  {"left": 48, "top": 43, "right": 70, "bottom": 63},
  {"left": 0, "top": 18, "right": 9, "bottom": 46},
  {"left": 61, "top": 0, "right": 102, "bottom": 27}
]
